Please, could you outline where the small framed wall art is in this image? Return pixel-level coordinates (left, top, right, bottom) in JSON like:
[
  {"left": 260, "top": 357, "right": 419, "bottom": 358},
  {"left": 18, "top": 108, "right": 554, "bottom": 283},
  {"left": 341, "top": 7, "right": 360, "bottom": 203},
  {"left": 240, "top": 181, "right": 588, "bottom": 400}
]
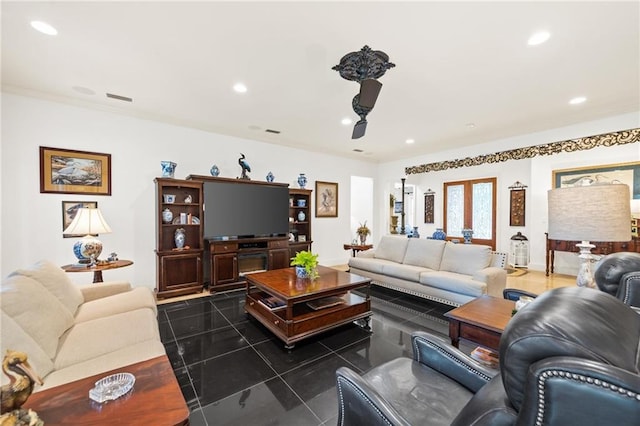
[
  {"left": 508, "top": 181, "right": 527, "bottom": 227},
  {"left": 40, "top": 146, "right": 112, "bottom": 195},
  {"left": 315, "top": 181, "right": 338, "bottom": 217},
  {"left": 62, "top": 200, "right": 98, "bottom": 237},
  {"left": 424, "top": 188, "right": 435, "bottom": 224}
]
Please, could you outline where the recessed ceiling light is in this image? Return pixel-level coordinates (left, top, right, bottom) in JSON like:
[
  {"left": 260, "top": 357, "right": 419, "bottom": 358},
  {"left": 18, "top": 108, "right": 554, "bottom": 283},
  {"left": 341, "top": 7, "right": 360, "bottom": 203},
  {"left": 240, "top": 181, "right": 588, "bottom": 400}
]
[
  {"left": 528, "top": 31, "right": 550, "bottom": 46},
  {"left": 233, "top": 83, "right": 247, "bottom": 93},
  {"left": 341, "top": 117, "right": 352, "bottom": 125},
  {"left": 405, "top": 139, "right": 415, "bottom": 144},
  {"left": 30, "top": 20, "right": 58, "bottom": 36},
  {"left": 466, "top": 123, "right": 476, "bottom": 128},
  {"left": 569, "top": 96, "right": 587, "bottom": 105}
]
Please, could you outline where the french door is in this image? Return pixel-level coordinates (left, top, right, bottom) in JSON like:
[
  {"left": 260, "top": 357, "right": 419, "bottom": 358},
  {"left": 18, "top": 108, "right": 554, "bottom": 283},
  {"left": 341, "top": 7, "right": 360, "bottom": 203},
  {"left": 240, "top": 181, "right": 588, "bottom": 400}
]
[{"left": 443, "top": 178, "right": 496, "bottom": 249}]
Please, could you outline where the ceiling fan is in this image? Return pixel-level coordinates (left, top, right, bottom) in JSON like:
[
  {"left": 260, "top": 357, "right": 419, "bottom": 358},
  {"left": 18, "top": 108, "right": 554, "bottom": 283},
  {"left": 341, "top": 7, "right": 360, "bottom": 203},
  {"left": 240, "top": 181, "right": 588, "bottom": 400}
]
[{"left": 332, "top": 45, "right": 395, "bottom": 139}]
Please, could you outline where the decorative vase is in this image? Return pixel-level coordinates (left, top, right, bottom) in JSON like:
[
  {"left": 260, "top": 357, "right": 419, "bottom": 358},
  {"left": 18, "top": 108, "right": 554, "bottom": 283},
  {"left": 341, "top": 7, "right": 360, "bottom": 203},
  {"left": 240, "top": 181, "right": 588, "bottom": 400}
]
[
  {"left": 174, "top": 228, "right": 186, "bottom": 249},
  {"left": 462, "top": 228, "right": 473, "bottom": 244},
  {"left": 266, "top": 171, "right": 274, "bottom": 182},
  {"left": 210, "top": 165, "right": 220, "bottom": 177},
  {"left": 162, "top": 208, "right": 173, "bottom": 224},
  {"left": 359, "top": 234, "right": 367, "bottom": 245},
  {"left": 432, "top": 228, "right": 446, "bottom": 240},
  {"left": 161, "top": 161, "right": 177, "bottom": 178},
  {"left": 297, "top": 173, "right": 307, "bottom": 189},
  {"left": 298, "top": 210, "right": 306, "bottom": 222},
  {"left": 295, "top": 266, "right": 309, "bottom": 279},
  {"left": 412, "top": 227, "right": 420, "bottom": 238}
]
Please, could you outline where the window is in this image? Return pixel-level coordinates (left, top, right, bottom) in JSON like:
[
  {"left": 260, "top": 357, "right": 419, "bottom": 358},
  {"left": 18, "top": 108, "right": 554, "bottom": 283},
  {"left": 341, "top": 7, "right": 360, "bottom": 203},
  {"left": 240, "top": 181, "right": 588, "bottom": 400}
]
[{"left": 444, "top": 178, "right": 496, "bottom": 249}]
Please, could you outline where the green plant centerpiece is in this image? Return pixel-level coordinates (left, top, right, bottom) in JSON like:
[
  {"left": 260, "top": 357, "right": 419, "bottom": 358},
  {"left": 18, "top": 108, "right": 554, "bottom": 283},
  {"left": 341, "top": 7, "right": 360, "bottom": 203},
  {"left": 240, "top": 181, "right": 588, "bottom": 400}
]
[
  {"left": 356, "top": 221, "right": 371, "bottom": 245},
  {"left": 290, "top": 250, "right": 319, "bottom": 279}
]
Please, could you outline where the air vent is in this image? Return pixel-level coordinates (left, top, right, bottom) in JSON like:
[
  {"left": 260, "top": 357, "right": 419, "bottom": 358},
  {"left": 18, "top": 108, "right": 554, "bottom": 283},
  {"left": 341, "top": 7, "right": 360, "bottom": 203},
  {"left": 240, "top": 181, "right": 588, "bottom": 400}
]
[
  {"left": 265, "top": 129, "right": 281, "bottom": 134},
  {"left": 353, "top": 149, "right": 364, "bottom": 153},
  {"left": 106, "top": 93, "right": 133, "bottom": 102}
]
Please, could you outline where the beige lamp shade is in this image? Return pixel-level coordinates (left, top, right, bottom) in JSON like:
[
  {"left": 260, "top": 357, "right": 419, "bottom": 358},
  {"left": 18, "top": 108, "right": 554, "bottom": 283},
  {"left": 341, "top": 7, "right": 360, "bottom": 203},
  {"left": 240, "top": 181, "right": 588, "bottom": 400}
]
[
  {"left": 63, "top": 208, "right": 112, "bottom": 236},
  {"left": 547, "top": 184, "right": 631, "bottom": 242},
  {"left": 63, "top": 208, "right": 112, "bottom": 263}
]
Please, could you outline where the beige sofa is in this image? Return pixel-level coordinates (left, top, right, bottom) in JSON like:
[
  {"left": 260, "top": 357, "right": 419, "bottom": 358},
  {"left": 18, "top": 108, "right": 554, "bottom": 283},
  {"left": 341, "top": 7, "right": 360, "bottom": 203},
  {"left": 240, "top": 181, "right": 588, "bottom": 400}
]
[
  {"left": 1, "top": 260, "right": 165, "bottom": 391},
  {"left": 349, "top": 236, "right": 507, "bottom": 306}
]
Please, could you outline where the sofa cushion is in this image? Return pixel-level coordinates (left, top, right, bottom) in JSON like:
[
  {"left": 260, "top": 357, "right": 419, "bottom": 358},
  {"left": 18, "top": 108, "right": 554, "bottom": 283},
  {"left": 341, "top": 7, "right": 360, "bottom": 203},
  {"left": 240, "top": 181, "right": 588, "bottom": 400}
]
[
  {"left": 349, "top": 257, "right": 397, "bottom": 274},
  {"left": 402, "top": 238, "right": 446, "bottom": 270},
  {"left": 1, "top": 275, "right": 74, "bottom": 359},
  {"left": 374, "top": 236, "right": 409, "bottom": 264},
  {"left": 1, "top": 310, "right": 55, "bottom": 386},
  {"left": 419, "top": 271, "right": 486, "bottom": 297},
  {"left": 439, "top": 243, "right": 492, "bottom": 276},
  {"left": 382, "top": 263, "right": 432, "bottom": 282},
  {"left": 11, "top": 260, "right": 83, "bottom": 315},
  {"left": 39, "top": 340, "right": 166, "bottom": 391},
  {"left": 74, "top": 287, "right": 157, "bottom": 323},
  {"left": 54, "top": 308, "right": 161, "bottom": 369}
]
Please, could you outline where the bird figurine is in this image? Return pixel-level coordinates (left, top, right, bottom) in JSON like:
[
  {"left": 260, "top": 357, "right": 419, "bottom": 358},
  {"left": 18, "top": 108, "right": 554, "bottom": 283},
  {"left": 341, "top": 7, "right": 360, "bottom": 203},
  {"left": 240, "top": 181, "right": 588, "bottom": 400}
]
[
  {"left": 238, "top": 153, "right": 251, "bottom": 180},
  {"left": 0, "top": 350, "right": 43, "bottom": 425}
]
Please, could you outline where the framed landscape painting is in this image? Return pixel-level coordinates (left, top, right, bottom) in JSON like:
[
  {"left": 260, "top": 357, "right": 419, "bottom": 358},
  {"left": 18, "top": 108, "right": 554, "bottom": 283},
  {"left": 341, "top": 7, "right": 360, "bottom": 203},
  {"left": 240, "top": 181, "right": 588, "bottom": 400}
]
[
  {"left": 315, "top": 181, "right": 338, "bottom": 217},
  {"left": 552, "top": 161, "right": 640, "bottom": 199},
  {"left": 40, "top": 146, "right": 112, "bottom": 195}
]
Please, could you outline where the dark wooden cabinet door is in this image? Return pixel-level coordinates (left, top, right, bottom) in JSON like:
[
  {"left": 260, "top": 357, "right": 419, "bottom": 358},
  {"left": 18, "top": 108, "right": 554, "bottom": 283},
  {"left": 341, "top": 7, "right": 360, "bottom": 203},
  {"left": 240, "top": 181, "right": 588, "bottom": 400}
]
[
  {"left": 213, "top": 253, "right": 238, "bottom": 285},
  {"left": 158, "top": 252, "right": 202, "bottom": 298},
  {"left": 269, "top": 248, "right": 290, "bottom": 270}
]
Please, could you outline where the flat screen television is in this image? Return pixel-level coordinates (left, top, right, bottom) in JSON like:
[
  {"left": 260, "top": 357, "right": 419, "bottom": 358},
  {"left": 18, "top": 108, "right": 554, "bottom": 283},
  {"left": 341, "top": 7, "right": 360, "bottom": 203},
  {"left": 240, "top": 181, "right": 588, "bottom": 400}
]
[{"left": 203, "top": 180, "right": 289, "bottom": 239}]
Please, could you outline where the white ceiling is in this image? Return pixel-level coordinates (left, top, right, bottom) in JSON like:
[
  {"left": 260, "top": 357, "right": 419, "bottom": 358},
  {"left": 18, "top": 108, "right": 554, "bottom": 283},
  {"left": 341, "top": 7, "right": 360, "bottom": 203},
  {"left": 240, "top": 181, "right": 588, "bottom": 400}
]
[{"left": 2, "top": 1, "right": 639, "bottom": 162}]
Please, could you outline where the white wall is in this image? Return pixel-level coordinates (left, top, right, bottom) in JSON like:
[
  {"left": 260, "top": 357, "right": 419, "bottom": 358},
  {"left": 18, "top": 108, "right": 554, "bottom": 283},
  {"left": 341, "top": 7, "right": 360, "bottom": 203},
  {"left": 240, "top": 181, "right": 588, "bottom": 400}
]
[
  {"left": 1, "top": 93, "right": 377, "bottom": 286},
  {"left": 377, "top": 112, "right": 640, "bottom": 274},
  {"left": 350, "top": 176, "right": 373, "bottom": 243}
]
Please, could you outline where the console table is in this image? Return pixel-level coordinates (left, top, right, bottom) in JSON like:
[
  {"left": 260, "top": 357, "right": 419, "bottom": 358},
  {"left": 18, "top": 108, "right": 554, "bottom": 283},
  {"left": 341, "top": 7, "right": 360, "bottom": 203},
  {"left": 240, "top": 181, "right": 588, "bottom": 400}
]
[
  {"left": 545, "top": 233, "right": 640, "bottom": 276},
  {"left": 343, "top": 243, "right": 373, "bottom": 257}
]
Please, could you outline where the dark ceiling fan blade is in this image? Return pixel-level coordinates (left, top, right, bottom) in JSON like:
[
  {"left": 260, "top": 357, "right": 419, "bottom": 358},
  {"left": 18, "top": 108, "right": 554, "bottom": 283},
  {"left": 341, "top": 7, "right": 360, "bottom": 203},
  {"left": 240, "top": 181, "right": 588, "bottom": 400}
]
[
  {"left": 352, "top": 119, "right": 368, "bottom": 139},
  {"left": 358, "top": 79, "right": 382, "bottom": 109}
]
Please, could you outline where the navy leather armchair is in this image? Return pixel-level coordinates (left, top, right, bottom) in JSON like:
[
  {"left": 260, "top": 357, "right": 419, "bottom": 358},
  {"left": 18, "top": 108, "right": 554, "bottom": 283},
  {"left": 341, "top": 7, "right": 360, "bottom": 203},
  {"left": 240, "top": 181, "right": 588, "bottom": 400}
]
[
  {"left": 336, "top": 287, "right": 640, "bottom": 425},
  {"left": 594, "top": 251, "right": 640, "bottom": 309}
]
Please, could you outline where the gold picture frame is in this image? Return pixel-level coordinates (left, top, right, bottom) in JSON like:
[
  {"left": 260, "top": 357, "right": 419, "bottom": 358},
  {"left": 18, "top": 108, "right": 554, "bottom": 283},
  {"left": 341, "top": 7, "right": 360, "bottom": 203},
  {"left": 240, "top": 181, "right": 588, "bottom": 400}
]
[
  {"left": 61, "top": 200, "right": 98, "bottom": 237},
  {"left": 315, "top": 181, "right": 338, "bottom": 217},
  {"left": 40, "top": 146, "right": 112, "bottom": 195}
]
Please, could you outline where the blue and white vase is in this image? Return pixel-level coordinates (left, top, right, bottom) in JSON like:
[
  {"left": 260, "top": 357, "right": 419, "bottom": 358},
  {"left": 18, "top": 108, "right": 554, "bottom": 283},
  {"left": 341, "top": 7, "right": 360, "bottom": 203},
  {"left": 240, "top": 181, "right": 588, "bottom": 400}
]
[
  {"left": 298, "top": 210, "right": 306, "bottom": 222},
  {"left": 162, "top": 208, "right": 173, "bottom": 224},
  {"left": 432, "top": 228, "right": 446, "bottom": 240},
  {"left": 174, "top": 228, "right": 186, "bottom": 249},
  {"left": 161, "top": 161, "right": 177, "bottom": 178},
  {"left": 297, "top": 173, "right": 307, "bottom": 189},
  {"left": 295, "top": 266, "right": 309, "bottom": 279},
  {"left": 412, "top": 227, "right": 420, "bottom": 238},
  {"left": 462, "top": 228, "right": 473, "bottom": 244},
  {"left": 210, "top": 164, "right": 220, "bottom": 177},
  {"left": 266, "top": 171, "right": 274, "bottom": 182}
]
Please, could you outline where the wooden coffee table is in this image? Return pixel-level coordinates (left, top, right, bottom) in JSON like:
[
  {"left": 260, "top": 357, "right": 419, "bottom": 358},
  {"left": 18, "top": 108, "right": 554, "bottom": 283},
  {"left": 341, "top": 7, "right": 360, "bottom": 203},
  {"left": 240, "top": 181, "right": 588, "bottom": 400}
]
[
  {"left": 24, "top": 355, "right": 189, "bottom": 425},
  {"left": 444, "top": 295, "right": 515, "bottom": 351},
  {"left": 245, "top": 266, "right": 372, "bottom": 349}
]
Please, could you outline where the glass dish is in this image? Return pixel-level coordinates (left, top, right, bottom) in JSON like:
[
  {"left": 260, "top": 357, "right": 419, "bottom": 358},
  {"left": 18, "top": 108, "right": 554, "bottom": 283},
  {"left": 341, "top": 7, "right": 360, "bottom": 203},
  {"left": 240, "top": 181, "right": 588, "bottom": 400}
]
[{"left": 89, "top": 372, "right": 135, "bottom": 403}]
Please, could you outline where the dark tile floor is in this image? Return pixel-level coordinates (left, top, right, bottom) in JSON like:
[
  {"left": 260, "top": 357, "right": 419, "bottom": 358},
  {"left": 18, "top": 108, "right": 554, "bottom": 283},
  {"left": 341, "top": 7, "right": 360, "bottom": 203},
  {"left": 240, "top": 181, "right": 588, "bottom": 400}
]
[{"left": 158, "top": 286, "right": 466, "bottom": 426}]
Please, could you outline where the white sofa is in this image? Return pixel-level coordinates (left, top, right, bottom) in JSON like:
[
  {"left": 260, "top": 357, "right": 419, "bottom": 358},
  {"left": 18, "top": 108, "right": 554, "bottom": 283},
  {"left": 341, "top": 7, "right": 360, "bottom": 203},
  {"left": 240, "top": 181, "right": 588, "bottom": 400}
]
[
  {"left": 349, "top": 236, "right": 507, "bottom": 306},
  {"left": 1, "top": 260, "right": 165, "bottom": 391}
]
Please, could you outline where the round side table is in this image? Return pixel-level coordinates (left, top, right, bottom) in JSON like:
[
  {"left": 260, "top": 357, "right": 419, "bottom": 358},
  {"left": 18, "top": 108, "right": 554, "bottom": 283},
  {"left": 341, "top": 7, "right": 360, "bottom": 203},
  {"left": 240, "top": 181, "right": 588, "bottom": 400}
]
[{"left": 61, "top": 259, "right": 133, "bottom": 283}]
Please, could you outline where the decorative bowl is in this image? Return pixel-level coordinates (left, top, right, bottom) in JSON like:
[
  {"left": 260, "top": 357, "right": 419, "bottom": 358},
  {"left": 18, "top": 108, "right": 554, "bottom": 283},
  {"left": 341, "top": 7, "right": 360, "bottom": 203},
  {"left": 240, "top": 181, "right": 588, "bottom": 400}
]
[
  {"left": 89, "top": 372, "right": 135, "bottom": 403},
  {"left": 163, "top": 194, "right": 176, "bottom": 203}
]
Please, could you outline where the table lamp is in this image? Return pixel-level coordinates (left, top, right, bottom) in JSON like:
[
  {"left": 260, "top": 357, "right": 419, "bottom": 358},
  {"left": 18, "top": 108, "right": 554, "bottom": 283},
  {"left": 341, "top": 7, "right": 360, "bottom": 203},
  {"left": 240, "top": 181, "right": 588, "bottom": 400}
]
[
  {"left": 63, "top": 207, "right": 112, "bottom": 265},
  {"left": 547, "top": 183, "right": 631, "bottom": 287}
]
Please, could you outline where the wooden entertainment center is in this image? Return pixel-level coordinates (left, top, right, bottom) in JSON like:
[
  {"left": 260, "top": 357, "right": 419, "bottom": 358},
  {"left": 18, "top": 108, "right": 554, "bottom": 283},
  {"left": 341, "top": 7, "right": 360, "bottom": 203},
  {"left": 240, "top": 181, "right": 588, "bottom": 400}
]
[{"left": 154, "top": 175, "right": 312, "bottom": 297}]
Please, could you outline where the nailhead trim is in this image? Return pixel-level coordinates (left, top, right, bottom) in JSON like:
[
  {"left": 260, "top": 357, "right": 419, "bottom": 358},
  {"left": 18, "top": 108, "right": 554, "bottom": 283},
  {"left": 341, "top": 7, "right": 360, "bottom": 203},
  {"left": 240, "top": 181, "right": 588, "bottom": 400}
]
[
  {"left": 336, "top": 377, "right": 393, "bottom": 426},
  {"left": 534, "top": 369, "right": 640, "bottom": 426},
  {"left": 413, "top": 336, "right": 493, "bottom": 382}
]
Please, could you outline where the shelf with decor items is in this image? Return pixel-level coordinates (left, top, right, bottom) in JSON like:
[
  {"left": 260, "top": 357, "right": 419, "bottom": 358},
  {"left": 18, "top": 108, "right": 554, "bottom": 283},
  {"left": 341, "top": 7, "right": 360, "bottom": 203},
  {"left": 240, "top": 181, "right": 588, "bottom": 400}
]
[
  {"left": 289, "top": 188, "right": 312, "bottom": 258},
  {"left": 154, "top": 177, "right": 204, "bottom": 298}
]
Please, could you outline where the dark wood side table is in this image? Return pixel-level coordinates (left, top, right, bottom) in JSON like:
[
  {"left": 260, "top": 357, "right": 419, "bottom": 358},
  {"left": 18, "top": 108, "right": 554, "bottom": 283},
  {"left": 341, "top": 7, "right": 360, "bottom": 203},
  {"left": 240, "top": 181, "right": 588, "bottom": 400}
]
[
  {"left": 61, "top": 259, "right": 133, "bottom": 283},
  {"left": 343, "top": 243, "right": 373, "bottom": 257},
  {"left": 24, "top": 355, "right": 189, "bottom": 425},
  {"left": 444, "top": 296, "right": 515, "bottom": 351}
]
